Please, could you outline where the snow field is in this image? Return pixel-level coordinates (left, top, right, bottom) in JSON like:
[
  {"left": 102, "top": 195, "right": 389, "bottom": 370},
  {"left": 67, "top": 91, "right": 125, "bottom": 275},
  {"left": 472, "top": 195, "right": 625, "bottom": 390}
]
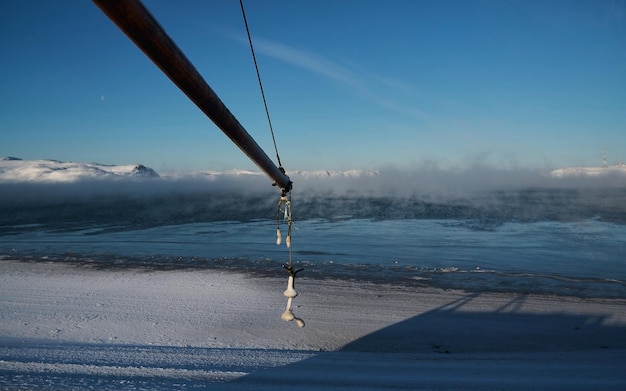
[{"left": 1, "top": 260, "right": 625, "bottom": 390}]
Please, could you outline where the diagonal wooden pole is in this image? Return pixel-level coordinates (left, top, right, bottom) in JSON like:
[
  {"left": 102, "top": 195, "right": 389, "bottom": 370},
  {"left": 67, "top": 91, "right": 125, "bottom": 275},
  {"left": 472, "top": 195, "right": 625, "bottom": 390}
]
[{"left": 93, "top": 0, "right": 292, "bottom": 193}]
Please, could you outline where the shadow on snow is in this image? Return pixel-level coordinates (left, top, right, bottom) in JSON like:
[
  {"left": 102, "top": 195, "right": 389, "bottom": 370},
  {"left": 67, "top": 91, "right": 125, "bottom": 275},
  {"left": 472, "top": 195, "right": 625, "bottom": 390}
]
[{"left": 1, "top": 293, "right": 626, "bottom": 390}]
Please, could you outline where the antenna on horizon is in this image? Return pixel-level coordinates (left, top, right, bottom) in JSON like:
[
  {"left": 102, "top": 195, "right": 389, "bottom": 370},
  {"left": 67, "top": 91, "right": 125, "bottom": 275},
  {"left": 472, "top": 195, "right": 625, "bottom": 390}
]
[{"left": 603, "top": 149, "right": 608, "bottom": 168}]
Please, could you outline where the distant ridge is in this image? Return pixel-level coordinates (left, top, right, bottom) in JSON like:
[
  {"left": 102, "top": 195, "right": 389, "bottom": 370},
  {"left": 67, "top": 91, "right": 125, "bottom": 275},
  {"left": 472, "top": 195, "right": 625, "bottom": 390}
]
[
  {"left": 550, "top": 164, "right": 626, "bottom": 178},
  {"left": 191, "top": 169, "right": 380, "bottom": 178},
  {"left": 0, "top": 158, "right": 159, "bottom": 182},
  {"left": 292, "top": 169, "right": 380, "bottom": 178},
  {"left": 0, "top": 157, "right": 381, "bottom": 183}
]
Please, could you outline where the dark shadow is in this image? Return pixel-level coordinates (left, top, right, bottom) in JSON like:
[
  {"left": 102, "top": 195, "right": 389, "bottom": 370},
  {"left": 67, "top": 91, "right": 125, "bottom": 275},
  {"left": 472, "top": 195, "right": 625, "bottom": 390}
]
[
  {"left": 227, "top": 293, "right": 626, "bottom": 390},
  {"left": 340, "top": 293, "right": 622, "bottom": 354}
]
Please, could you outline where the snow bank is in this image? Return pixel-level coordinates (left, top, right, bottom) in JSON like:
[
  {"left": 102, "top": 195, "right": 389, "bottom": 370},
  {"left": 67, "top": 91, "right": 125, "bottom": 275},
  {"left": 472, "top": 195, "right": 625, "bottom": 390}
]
[{"left": 1, "top": 260, "right": 625, "bottom": 390}]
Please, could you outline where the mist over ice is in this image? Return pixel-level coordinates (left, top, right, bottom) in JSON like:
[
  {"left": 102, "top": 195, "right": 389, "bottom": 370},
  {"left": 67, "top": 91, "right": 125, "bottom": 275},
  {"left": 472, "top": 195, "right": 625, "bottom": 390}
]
[{"left": 1, "top": 164, "right": 624, "bottom": 235}]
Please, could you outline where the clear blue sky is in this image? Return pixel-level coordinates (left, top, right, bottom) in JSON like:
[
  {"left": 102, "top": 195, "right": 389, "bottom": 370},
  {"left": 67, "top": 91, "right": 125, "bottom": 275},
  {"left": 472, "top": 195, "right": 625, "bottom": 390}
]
[{"left": 1, "top": 0, "right": 625, "bottom": 173}]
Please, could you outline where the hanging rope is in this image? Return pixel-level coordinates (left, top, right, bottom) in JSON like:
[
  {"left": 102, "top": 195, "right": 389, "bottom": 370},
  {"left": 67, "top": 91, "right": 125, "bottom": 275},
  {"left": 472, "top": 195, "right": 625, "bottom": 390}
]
[
  {"left": 276, "top": 191, "right": 303, "bottom": 327},
  {"left": 239, "top": 0, "right": 283, "bottom": 169},
  {"left": 239, "top": 0, "right": 303, "bottom": 328}
]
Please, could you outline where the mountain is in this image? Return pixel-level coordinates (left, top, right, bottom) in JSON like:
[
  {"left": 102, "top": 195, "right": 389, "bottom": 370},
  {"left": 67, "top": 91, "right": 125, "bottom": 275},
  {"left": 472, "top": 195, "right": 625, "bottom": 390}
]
[
  {"left": 190, "top": 169, "right": 379, "bottom": 178},
  {"left": 0, "top": 157, "right": 159, "bottom": 182},
  {"left": 291, "top": 169, "right": 380, "bottom": 178},
  {"left": 0, "top": 157, "right": 380, "bottom": 183},
  {"left": 550, "top": 164, "right": 626, "bottom": 178},
  {"left": 5, "top": 156, "right": 625, "bottom": 184}
]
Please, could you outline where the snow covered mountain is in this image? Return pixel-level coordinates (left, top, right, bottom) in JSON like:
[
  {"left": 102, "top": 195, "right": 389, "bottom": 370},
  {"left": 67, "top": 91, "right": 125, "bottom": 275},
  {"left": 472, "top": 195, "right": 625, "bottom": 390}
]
[
  {"left": 550, "top": 164, "right": 626, "bottom": 178},
  {"left": 190, "top": 169, "right": 379, "bottom": 178},
  {"left": 5, "top": 156, "right": 625, "bottom": 185},
  {"left": 291, "top": 169, "right": 380, "bottom": 178},
  {"left": 0, "top": 157, "right": 380, "bottom": 183},
  {"left": 0, "top": 157, "right": 159, "bottom": 182}
]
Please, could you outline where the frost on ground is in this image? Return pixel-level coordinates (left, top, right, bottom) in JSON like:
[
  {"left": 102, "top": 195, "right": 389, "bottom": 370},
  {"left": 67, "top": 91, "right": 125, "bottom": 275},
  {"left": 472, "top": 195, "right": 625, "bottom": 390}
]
[{"left": 1, "top": 260, "right": 626, "bottom": 390}]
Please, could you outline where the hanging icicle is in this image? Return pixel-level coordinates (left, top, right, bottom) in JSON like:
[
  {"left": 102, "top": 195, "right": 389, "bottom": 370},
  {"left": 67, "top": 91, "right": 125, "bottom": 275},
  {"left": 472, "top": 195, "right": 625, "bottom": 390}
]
[{"left": 281, "top": 265, "right": 305, "bottom": 328}]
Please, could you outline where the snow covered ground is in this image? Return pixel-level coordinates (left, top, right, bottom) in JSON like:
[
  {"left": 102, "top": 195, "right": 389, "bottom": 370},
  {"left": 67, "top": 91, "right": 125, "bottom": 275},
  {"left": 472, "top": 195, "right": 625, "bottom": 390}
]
[{"left": 1, "top": 260, "right": 625, "bottom": 390}]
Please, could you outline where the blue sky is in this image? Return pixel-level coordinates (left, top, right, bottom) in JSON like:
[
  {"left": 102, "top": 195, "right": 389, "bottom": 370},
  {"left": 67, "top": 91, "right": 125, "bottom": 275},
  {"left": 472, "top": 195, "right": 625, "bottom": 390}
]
[{"left": 1, "top": 0, "right": 625, "bottom": 173}]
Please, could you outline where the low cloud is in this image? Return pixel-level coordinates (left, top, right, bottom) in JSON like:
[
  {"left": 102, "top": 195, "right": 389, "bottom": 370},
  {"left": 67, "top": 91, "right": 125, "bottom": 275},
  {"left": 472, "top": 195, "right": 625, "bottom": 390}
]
[{"left": 1, "top": 163, "right": 624, "bottom": 205}]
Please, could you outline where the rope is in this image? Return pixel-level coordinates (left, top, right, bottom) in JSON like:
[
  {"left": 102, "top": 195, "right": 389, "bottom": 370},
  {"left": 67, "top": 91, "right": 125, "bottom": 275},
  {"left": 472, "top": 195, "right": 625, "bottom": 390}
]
[
  {"left": 277, "top": 182, "right": 303, "bottom": 327},
  {"left": 239, "top": 0, "right": 303, "bottom": 327},
  {"left": 239, "top": 0, "right": 283, "bottom": 168}
]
